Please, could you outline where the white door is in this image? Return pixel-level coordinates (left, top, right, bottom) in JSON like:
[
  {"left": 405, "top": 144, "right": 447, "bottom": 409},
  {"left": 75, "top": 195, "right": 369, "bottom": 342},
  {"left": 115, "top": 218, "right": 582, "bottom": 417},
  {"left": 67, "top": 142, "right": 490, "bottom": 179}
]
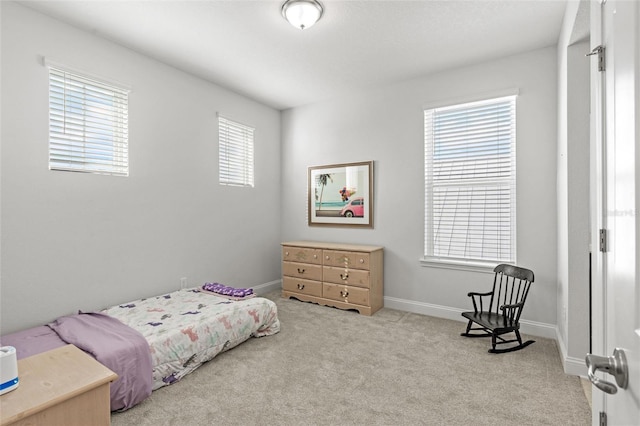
[{"left": 589, "top": 0, "right": 640, "bottom": 424}]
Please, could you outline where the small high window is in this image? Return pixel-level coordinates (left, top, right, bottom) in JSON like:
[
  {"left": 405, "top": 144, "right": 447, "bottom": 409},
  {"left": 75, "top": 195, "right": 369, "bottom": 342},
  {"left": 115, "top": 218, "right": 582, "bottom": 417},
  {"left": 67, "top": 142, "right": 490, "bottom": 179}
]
[
  {"left": 48, "top": 65, "right": 129, "bottom": 176},
  {"left": 218, "top": 115, "right": 254, "bottom": 187}
]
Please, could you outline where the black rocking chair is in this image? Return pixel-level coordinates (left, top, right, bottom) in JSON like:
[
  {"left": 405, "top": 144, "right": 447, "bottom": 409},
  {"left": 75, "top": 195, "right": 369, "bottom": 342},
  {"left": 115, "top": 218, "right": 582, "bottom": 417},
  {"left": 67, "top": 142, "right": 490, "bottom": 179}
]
[{"left": 461, "top": 264, "right": 535, "bottom": 354}]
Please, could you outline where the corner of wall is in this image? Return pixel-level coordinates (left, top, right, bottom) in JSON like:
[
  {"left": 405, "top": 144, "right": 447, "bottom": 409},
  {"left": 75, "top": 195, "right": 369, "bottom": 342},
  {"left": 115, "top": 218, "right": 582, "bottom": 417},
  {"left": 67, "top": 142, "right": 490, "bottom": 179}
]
[{"left": 555, "top": 325, "right": 588, "bottom": 377}]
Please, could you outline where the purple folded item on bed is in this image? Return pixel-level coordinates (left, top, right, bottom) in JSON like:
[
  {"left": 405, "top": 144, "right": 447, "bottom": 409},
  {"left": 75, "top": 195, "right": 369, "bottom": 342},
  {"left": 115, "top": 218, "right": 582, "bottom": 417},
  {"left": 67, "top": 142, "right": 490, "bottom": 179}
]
[
  {"left": 48, "top": 312, "right": 153, "bottom": 412},
  {"left": 202, "top": 282, "right": 254, "bottom": 298}
]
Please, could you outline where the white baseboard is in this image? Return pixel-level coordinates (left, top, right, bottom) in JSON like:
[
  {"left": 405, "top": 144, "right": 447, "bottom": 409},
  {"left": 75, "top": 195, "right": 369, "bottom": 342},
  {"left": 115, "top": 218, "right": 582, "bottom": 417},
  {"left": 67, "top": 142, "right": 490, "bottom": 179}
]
[
  {"left": 383, "top": 295, "right": 557, "bottom": 339},
  {"left": 555, "top": 327, "right": 588, "bottom": 377},
  {"left": 252, "top": 279, "right": 282, "bottom": 295}
]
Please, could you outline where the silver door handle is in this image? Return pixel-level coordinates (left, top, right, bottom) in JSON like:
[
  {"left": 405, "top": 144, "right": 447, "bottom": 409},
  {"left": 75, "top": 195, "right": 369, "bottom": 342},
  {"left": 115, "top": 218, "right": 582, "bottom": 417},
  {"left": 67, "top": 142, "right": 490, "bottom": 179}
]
[{"left": 585, "top": 348, "right": 628, "bottom": 394}]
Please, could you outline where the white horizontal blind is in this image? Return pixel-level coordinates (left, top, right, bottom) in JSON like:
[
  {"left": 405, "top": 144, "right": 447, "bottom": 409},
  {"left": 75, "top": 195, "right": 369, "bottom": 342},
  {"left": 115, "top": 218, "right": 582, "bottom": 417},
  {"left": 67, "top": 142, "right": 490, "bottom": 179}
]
[
  {"left": 424, "top": 96, "right": 516, "bottom": 263},
  {"left": 49, "top": 66, "right": 129, "bottom": 176},
  {"left": 219, "top": 115, "right": 254, "bottom": 187}
]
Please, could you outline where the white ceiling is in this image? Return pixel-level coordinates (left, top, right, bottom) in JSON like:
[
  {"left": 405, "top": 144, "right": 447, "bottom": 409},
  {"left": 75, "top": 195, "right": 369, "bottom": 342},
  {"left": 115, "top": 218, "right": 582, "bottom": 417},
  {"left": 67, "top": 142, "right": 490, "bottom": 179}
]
[{"left": 19, "top": 0, "right": 569, "bottom": 110}]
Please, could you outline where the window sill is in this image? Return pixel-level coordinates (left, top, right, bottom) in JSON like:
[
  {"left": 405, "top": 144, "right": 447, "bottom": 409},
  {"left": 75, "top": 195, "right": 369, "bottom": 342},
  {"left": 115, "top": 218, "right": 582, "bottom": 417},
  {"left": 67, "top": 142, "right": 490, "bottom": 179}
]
[{"left": 419, "top": 257, "right": 498, "bottom": 274}]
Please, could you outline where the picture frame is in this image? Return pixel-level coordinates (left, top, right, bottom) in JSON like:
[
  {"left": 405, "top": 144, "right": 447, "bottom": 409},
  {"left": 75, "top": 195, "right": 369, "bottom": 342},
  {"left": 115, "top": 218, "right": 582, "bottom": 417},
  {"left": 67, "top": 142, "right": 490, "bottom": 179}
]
[{"left": 308, "top": 161, "right": 373, "bottom": 228}]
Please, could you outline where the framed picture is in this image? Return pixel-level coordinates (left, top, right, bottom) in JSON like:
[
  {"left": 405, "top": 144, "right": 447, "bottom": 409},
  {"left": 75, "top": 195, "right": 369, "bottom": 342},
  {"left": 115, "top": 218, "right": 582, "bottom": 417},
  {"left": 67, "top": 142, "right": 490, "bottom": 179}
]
[{"left": 308, "top": 161, "right": 373, "bottom": 228}]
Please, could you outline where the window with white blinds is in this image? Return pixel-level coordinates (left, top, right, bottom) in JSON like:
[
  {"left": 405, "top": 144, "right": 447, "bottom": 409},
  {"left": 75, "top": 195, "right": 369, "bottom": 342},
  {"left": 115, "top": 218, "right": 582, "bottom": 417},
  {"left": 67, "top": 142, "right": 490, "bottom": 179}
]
[
  {"left": 424, "top": 95, "right": 516, "bottom": 264},
  {"left": 218, "top": 115, "right": 254, "bottom": 187},
  {"left": 48, "top": 66, "right": 129, "bottom": 176}
]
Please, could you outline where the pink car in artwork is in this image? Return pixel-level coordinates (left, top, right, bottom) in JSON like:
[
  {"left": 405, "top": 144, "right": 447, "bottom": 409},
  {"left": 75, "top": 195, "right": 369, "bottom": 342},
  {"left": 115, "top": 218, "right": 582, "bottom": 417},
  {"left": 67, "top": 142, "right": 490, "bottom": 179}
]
[{"left": 339, "top": 197, "right": 364, "bottom": 217}]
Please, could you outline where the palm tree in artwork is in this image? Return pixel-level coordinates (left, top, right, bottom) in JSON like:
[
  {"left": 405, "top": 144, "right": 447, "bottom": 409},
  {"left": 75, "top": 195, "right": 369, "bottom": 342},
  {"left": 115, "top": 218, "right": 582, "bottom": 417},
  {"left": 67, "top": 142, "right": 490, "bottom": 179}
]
[{"left": 316, "top": 173, "right": 332, "bottom": 211}]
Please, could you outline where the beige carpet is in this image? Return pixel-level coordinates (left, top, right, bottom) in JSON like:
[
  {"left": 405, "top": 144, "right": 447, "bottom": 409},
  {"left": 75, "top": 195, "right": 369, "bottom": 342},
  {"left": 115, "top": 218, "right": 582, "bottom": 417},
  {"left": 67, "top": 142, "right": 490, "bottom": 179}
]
[{"left": 112, "top": 291, "right": 591, "bottom": 425}]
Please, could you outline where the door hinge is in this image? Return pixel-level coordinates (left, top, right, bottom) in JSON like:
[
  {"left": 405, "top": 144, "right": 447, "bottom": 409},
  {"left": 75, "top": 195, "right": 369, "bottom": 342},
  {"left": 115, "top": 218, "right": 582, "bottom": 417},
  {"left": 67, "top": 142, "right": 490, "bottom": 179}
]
[
  {"left": 587, "top": 45, "right": 606, "bottom": 72},
  {"left": 599, "top": 229, "right": 608, "bottom": 252},
  {"left": 599, "top": 411, "right": 607, "bottom": 426}
]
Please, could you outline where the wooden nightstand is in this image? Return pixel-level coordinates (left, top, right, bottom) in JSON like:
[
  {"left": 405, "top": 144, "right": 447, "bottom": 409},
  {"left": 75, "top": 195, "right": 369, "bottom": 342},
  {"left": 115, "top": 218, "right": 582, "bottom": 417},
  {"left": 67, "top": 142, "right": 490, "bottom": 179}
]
[{"left": 0, "top": 344, "right": 117, "bottom": 426}]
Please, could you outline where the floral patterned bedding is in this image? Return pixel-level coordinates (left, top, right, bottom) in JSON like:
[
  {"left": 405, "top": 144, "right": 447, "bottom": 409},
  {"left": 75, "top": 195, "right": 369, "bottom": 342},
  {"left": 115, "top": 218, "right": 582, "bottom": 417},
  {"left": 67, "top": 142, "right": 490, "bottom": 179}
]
[{"left": 102, "top": 288, "right": 280, "bottom": 390}]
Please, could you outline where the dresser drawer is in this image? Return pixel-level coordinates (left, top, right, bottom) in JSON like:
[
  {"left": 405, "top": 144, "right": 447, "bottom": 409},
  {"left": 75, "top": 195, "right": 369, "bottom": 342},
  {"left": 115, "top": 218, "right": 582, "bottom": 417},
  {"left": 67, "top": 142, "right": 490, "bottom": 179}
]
[
  {"left": 323, "top": 266, "right": 370, "bottom": 288},
  {"left": 283, "top": 277, "right": 323, "bottom": 297},
  {"left": 282, "top": 246, "right": 323, "bottom": 265},
  {"left": 282, "top": 261, "right": 323, "bottom": 281},
  {"left": 323, "top": 283, "right": 370, "bottom": 306},
  {"left": 323, "top": 250, "right": 370, "bottom": 270}
]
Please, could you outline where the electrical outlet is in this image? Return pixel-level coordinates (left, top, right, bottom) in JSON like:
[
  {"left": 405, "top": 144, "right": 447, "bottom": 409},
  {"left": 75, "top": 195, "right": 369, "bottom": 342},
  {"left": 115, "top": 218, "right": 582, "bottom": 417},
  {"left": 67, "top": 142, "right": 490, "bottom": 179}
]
[{"left": 180, "top": 277, "right": 188, "bottom": 289}]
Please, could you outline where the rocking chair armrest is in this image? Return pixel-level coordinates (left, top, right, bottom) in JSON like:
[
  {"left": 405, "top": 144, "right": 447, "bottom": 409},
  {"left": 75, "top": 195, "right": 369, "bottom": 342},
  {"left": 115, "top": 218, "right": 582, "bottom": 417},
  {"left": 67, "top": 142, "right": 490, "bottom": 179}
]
[
  {"left": 466, "top": 291, "right": 493, "bottom": 313},
  {"left": 466, "top": 291, "right": 493, "bottom": 298},
  {"left": 500, "top": 302, "right": 525, "bottom": 322},
  {"left": 499, "top": 302, "right": 524, "bottom": 311}
]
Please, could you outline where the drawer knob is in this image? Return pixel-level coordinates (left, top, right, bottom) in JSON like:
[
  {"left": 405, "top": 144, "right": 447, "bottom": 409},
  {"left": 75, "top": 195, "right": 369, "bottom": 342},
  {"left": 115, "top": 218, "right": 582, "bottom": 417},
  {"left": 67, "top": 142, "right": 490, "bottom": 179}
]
[
  {"left": 340, "top": 290, "right": 349, "bottom": 298},
  {"left": 297, "top": 268, "right": 305, "bottom": 274},
  {"left": 297, "top": 283, "right": 305, "bottom": 290},
  {"left": 313, "top": 254, "right": 317, "bottom": 259},
  {"left": 340, "top": 273, "right": 349, "bottom": 280},
  {"left": 359, "top": 258, "right": 364, "bottom": 263},
  {"left": 326, "top": 255, "right": 330, "bottom": 260},
  {"left": 285, "top": 251, "right": 289, "bottom": 256}
]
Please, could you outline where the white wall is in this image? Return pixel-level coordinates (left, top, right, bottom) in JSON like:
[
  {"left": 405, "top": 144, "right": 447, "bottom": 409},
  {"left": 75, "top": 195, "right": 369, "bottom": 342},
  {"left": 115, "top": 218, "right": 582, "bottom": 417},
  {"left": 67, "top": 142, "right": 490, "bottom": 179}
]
[
  {"left": 556, "top": 0, "right": 591, "bottom": 376},
  {"left": 281, "top": 46, "right": 559, "bottom": 331},
  {"left": 0, "top": 2, "right": 281, "bottom": 334}
]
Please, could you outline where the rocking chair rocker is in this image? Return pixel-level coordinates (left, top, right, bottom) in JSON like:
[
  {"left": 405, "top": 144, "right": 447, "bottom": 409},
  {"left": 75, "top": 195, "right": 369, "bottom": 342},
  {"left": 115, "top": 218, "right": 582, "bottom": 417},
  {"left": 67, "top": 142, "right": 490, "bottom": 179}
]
[{"left": 461, "top": 264, "right": 535, "bottom": 354}]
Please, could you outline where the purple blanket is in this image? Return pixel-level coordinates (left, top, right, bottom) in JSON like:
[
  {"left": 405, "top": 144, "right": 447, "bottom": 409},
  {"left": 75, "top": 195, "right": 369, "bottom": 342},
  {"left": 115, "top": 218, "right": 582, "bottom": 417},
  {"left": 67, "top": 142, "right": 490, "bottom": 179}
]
[
  {"left": 47, "top": 312, "right": 153, "bottom": 411},
  {"left": 0, "top": 326, "right": 66, "bottom": 359}
]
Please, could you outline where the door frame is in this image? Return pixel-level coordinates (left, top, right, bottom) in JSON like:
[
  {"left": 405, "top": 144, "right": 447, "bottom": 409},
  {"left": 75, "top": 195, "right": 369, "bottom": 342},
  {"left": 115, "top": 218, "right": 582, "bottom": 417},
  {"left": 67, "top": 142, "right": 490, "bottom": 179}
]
[{"left": 589, "top": 0, "right": 606, "bottom": 421}]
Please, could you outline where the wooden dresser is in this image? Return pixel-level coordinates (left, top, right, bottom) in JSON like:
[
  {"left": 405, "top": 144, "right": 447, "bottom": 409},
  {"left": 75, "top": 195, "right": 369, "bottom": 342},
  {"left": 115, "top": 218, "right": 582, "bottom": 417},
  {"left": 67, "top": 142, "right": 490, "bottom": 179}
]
[
  {"left": 282, "top": 241, "right": 383, "bottom": 315},
  {"left": 0, "top": 344, "right": 117, "bottom": 426}
]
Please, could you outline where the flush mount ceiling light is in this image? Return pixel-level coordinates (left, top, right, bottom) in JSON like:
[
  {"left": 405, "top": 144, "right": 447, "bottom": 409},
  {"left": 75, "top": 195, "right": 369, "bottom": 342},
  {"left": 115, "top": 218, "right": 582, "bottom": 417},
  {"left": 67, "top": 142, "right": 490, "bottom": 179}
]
[{"left": 281, "top": 0, "right": 324, "bottom": 30}]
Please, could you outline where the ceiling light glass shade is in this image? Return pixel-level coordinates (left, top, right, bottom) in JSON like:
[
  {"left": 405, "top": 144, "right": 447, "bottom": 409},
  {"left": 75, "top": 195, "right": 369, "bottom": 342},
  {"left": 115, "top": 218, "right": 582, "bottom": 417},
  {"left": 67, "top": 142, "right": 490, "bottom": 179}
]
[{"left": 281, "top": 0, "right": 323, "bottom": 30}]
